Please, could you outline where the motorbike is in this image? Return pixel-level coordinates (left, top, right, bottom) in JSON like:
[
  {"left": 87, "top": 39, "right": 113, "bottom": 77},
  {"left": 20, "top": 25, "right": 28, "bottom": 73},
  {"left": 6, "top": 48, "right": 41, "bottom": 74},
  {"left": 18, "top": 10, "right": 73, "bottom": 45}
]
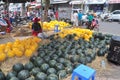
[
  {"left": 101, "top": 15, "right": 109, "bottom": 22},
  {"left": 85, "top": 20, "right": 99, "bottom": 31},
  {"left": 12, "top": 16, "right": 28, "bottom": 27}
]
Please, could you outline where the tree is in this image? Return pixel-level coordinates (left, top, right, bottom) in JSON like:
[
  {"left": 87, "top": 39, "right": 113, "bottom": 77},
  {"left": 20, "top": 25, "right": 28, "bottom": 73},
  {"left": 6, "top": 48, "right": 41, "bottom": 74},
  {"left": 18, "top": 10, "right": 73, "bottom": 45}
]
[{"left": 44, "top": 0, "right": 50, "bottom": 21}]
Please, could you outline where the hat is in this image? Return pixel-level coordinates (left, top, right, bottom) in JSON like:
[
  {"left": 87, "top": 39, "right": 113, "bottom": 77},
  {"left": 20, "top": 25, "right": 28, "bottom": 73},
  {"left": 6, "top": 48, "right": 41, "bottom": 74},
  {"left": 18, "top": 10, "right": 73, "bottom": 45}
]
[{"left": 33, "top": 17, "right": 39, "bottom": 23}]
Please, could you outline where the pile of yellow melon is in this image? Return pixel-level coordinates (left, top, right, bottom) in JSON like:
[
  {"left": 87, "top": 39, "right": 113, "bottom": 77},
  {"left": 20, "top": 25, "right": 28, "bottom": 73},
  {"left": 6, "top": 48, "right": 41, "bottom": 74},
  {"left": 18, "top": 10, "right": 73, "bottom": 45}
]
[
  {"left": 0, "top": 37, "right": 41, "bottom": 62},
  {"left": 29, "top": 20, "right": 70, "bottom": 31},
  {"left": 56, "top": 28, "right": 93, "bottom": 41}
]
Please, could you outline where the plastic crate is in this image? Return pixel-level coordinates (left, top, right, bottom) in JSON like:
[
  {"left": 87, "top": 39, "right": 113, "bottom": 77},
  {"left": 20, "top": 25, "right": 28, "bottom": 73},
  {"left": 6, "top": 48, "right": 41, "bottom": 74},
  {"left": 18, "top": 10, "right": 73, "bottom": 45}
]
[{"left": 107, "top": 36, "right": 120, "bottom": 65}]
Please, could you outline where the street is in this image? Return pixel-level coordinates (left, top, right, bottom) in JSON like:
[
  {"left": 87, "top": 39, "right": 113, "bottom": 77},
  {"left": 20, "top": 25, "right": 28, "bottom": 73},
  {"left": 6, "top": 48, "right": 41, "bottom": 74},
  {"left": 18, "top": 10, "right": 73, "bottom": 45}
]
[{"left": 99, "top": 21, "right": 120, "bottom": 35}]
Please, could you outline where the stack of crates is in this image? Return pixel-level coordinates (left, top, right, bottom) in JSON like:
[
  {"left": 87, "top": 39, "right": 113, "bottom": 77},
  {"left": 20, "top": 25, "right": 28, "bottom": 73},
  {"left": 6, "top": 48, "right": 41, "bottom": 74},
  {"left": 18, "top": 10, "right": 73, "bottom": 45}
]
[{"left": 107, "top": 36, "right": 120, "bottom": 65}]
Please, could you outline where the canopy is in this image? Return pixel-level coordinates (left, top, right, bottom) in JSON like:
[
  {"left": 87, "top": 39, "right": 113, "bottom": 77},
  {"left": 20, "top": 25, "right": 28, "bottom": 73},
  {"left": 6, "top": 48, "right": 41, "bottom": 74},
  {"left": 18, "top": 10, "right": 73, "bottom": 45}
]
[
  {"left": 109, "top": 0, "right": 120, "bottom": 4},
  {"left": 69, "top": 0, "right": 84, "bottom": 5},
  {"left": 50, "top": 0, "right": 69, "bottom": 4},
  {"left": 29, "top": 2, "right": 41, "bottom": 8},
  {"left": 85, "top": 0, "right": 106, "bottom": 4},
  {"left": 29, "top": 5, "right": 41, "bottom": 9}
]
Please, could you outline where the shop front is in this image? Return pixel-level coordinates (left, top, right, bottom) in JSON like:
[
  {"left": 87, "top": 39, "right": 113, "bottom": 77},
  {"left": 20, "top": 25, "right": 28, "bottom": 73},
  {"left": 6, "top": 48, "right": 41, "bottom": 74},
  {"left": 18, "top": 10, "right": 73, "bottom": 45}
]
[
  {"left": 69, "top": 0, "right": 84, "bottom": 9},
  {"left": 108, "top": 0, "right": 120, "bottom": 11},
  {"left": 85, "top": 0, "right": 107, "bottom": 13},
  {"left": 50, "top": 0, "right": 70, "bottom": 20}
]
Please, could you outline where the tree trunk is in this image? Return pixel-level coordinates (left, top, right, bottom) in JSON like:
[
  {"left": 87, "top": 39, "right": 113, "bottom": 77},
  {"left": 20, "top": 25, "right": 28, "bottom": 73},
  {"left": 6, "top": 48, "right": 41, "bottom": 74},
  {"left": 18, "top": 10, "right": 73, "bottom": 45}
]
[
  {"left": 4, "top": 2, "right": 9, "bottom": 18},
  {"left": 44, "top": 0, "right": 50, "bottom": 21},
  {"left": 21, "top": 3, "right": 26, "bottom": 16}
]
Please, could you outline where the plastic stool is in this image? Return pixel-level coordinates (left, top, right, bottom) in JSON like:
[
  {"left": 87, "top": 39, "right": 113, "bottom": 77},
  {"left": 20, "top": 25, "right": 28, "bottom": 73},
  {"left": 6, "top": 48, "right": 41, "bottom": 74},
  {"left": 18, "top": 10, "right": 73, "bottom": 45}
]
[{"left": 71, "top": 64, "right": 96, "bottom": 80}]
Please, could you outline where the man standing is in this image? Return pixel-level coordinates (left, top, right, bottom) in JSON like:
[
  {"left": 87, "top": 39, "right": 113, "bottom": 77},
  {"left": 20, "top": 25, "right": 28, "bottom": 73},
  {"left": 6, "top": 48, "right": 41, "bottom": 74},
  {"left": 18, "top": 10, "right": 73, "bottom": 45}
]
[
  {"left": 73, "top": 11, "right": 78, "bottom": 27},
  {"left": 78, "top": 10, "right": 83, "bottom": 26},
  {"left": 55, "top": 10, "right": 58, "bottom": 20}
]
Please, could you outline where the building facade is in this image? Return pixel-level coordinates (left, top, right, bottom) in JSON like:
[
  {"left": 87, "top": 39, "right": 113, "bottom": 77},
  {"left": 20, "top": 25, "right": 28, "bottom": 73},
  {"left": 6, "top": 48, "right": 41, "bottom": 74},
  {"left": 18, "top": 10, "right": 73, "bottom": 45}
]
[
  {"left": 50, "top": 0, "right": 71, "bottom": 19},
  {"left": 85, "top": 0, "right": 107, "bottom": 12},
  {"left": 49, "top": 0, "right": 120, "bottom": 20},
  {"left": 108, "top": 0, "right": 120, "bottom": 11}
]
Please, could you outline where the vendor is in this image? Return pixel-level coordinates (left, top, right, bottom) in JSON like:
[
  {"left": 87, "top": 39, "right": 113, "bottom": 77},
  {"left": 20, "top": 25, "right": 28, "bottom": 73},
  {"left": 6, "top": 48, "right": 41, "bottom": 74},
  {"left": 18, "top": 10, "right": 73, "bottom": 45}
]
[
  {"left": 4, "top": 17, "right": 12, "bottom": 33},
  {"left": 32, "top": 17, "right": 42, "bottom": 36}
]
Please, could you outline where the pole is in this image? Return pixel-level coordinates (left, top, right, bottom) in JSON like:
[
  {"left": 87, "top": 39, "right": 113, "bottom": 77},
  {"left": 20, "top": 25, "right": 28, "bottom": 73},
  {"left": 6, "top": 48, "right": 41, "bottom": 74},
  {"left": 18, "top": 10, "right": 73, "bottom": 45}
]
[
  {"left": 7, "top": 0, "right": 9, "bottom": 18},
  {"left": 41, "top": 0, "right": 43, "bottom": 21},
  {"left": 41, "top": 0, "right": 43, "bottom": 33}
]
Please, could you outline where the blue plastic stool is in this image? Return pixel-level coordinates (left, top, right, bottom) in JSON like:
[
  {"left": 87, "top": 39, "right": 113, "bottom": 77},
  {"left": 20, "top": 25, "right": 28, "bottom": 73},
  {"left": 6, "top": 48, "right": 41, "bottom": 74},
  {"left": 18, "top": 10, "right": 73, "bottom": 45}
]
[{"left": 71, "top": 64, "right": 96, "bottom": 80}]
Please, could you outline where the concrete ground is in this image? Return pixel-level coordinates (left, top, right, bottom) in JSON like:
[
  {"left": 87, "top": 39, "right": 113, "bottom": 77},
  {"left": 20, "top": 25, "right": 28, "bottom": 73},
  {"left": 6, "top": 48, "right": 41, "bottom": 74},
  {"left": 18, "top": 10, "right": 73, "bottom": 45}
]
[
  {"left": 83, "top": 20, "right": 120, "bottom": 80},
  {"left": 96, "top": 21, "right": 120, "bottom": 80},
  {"left": 0, "top": 21, "right": 120, "bottom": 80}
]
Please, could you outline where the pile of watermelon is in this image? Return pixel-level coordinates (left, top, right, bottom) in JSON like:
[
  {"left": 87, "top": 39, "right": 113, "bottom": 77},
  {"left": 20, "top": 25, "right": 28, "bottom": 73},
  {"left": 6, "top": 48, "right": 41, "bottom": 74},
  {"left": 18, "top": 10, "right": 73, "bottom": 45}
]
[{"left": 0, "top": 32, "right": 112, "bottom": 80}]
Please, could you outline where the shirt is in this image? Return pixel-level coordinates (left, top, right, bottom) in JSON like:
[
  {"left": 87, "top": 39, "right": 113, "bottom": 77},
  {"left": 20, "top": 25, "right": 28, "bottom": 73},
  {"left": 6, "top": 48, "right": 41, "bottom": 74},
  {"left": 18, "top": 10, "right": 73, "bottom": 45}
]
[
  {"left": 87, "top": 15, "right": 94, "bottom": 22},
  {"left": 73, "top": 13, "right": 78, "bottom": 21},
  {"left": 32, "top": 23, "right": 42, "bottom": 32},
  {"left": 78, "top": 12, "right": 83, "bottom": 20}
]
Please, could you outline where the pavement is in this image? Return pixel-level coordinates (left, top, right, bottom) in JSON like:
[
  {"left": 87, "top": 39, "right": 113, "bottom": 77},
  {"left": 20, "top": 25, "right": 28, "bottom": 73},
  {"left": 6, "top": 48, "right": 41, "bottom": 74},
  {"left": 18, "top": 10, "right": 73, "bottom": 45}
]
[{"left": 99, "top": 20, "right": 120, "bottom": 36}]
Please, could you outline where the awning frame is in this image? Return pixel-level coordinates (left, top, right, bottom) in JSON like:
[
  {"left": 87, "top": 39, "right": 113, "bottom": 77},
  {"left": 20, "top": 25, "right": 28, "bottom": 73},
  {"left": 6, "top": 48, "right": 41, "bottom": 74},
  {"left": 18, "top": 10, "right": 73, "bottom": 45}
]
[
  {"left": 85, "top": 0, "right": 106, "bottom": 4},
  {"left": 69, "top": 0, "right": 84, "bottom": 5},
  {"left": 50, "top": 0, "right": 69, "bottom": 4}
]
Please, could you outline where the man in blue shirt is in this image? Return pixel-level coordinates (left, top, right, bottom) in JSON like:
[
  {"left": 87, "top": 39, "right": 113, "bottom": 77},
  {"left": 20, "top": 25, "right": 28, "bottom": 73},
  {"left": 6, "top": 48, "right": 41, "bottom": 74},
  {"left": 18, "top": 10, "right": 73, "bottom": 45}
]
[{"left": 78, "top": 10, "right": 83, "bottom": 26}]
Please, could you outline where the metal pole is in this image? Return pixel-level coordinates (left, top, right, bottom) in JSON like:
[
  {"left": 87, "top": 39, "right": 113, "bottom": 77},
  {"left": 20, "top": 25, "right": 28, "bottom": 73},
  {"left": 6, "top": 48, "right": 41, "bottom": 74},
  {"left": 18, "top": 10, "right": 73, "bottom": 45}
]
[
  {"left": 41, "top": 0, "right": 42, "bottom": 21},
  {"left": 6, "top": 0, "right": 9, "bottom": 18},
  {"left": 41, "top": 0, "right": 43, "bottom": 33}
]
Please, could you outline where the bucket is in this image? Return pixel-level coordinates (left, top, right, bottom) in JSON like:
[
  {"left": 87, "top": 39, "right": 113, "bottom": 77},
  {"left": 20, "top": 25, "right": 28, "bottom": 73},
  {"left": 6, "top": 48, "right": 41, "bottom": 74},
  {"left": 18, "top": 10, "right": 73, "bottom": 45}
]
[{"left": 54, "top": 24, "right": 60, "bottom": 32}]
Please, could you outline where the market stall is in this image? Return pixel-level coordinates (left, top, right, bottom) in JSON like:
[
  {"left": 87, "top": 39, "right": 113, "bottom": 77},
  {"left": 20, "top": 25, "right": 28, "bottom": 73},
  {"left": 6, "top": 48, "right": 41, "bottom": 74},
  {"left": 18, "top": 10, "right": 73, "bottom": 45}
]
[{"left": 0, "top": 26, "right": 116, "bottom": 80}]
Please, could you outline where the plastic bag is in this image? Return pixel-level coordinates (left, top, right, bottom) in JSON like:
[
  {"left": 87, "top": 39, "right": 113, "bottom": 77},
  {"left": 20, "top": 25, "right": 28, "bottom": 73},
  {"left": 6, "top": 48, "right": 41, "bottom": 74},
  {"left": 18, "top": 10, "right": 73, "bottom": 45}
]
[{"left": 37, "top": 32, "right": 48, "bottom": 39}]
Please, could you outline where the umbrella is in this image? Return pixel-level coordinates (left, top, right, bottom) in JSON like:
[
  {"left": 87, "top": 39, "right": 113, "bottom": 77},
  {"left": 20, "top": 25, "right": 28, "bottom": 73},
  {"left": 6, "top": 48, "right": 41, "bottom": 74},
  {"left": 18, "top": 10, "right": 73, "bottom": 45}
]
[{"left": 0, "top": 18, "right": 8, "bottom": 26}]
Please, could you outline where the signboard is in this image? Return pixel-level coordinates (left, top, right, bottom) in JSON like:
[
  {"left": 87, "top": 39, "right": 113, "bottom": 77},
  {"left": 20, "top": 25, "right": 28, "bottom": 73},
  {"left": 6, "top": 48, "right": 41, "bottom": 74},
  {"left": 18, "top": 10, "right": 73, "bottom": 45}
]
[
  {"left": 86, "top": 0, "right": 106, "bottom": 4},
  {"left": 69, "top": 0, "right": 83, "bottom": 5},
  {"left": 109, "top": 0, "right": 120, "bottom": 3},
  {"left": 58, "top": 7, "right": 71, "bottom": 19},
  {"left": 50, "top": 0, "right": 69, "bottom": 4}
]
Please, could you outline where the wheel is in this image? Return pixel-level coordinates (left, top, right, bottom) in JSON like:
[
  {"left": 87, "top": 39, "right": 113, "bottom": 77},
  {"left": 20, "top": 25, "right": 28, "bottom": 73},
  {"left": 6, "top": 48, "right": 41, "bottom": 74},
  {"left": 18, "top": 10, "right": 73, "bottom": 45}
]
[
  {"left": 108, "top": 19, "right": 113, "bottom": 22},
  {"left": 118, "top": 20, "right": 120, "bottom": 24}
]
